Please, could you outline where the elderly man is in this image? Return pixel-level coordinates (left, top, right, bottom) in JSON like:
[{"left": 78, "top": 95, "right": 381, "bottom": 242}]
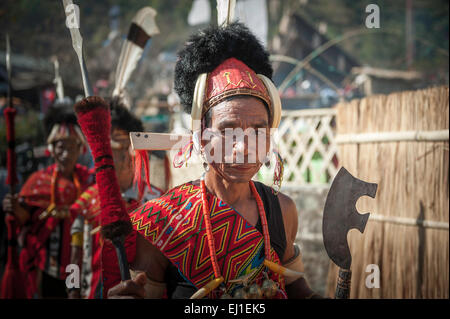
[
  {"left": 105, "top": 23, "right": 321, "bottom": 299},
  {"left": 2, "top": 104, "right": 92, "bottom": 298}
]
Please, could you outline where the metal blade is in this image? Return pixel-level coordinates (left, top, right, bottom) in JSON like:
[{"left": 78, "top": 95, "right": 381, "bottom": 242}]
[
  {"left": 6, "top": 34, "right": 11, "bottom": 82},
  {"left": 322, "top": 167, "right": 377, "bottom": 269},
  {"left": 130, "top": 132, "right": 191, "bottom": 151},
  {"left": 6, "top": 34, "right": 12, "bottom": 108},
  {"left": 62, "top": 0, "right": 93, "bottom": 97},
  {"left": 52, "top": 57, "right": 65, "bottom": 101}
]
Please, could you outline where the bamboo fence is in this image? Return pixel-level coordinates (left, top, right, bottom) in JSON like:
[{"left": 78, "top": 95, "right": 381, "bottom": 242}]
[
  {"left": 258, "top": 108, "right": 339, "bottom": 186},
  {"left": 326, "top": 86, "right": 449, "bottom": 298}
]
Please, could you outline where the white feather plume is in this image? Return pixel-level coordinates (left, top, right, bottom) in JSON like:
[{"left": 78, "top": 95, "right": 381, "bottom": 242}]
[
  {"left": 113, "top": 7, "right": 160, "bottom": 106},
  {"left": 217, "top": 0, "right": 236, "bottom": 27},
  {"left": 52, "top": 57, "right": 65, "bottom": 101}
]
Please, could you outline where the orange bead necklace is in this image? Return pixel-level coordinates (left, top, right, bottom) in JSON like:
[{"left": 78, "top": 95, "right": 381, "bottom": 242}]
[{"left": 200, "top": 179, "right": 272, "bottom": 280}]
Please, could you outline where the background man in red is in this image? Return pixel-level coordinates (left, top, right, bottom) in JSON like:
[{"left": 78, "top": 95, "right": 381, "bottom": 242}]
[{"left": 2, "top": 104, "right": 92, "bottom": 298}]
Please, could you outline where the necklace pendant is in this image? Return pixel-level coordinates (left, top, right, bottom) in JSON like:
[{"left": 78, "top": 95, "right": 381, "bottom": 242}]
[
  {"left": 261, "top": 277, "right": 278, "bottom": 298},
  {"left": 219, "top": 285, "right": 232, "bottom": 299},
  {"left": 246, "top": 283, "right": 263, "bottom": 299},
  {"left": 232, "top": 287, "right": 248, "bottom": 299}
]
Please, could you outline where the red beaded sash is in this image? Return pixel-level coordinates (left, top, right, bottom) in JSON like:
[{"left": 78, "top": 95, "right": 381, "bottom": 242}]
[{"left": 129, "top": 182, "right": 286, "bottom": 297}]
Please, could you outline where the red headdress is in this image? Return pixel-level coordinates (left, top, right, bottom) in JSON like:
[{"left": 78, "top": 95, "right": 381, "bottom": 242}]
[
  {"left": 190, "top": 59, "right": 281, "bottom": 134},
  {"left": 203, "top": 58, "right": 272, "bottom": 119}
]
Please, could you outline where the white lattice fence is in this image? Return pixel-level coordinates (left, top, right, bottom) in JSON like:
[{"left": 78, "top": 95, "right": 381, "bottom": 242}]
[{"left": 257, "top": 108, "right": 339, "bottom": 186}]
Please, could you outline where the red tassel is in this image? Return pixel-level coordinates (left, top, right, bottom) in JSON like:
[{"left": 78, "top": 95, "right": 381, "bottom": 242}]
[
  {"left": 173, "top": 139, "right": 193, "bottom": 168},
  {"left": 133, "top": 149, "right": 153, "bottom": 198},
  {"left": 0, "top": 215, "right": 27, "bottom": 298},
  {"left": 164, "top": 153, "right": 171, "bottom": 192},
  {"left": 74, "top": 97, "right": 128, "bottom": 227},
  {"left": 272, "top": 150, "right": 284, "bottom": 195}
]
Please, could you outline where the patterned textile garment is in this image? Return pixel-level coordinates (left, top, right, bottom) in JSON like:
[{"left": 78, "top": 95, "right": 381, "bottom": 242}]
[
  {"left": 71, "top": 184, "right": 163, "bottom": 299},
  {"left": 18, "top": 163, "right": 92, "bottom": 298},
  {"left": 125, "top": 182, "right": 287, "bottom": 299}
]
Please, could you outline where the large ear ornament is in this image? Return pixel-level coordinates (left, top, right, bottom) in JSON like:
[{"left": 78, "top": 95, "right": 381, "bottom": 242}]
[
  {"left": 191, "top": 73, "right": 208, "bottom": 154},
  {"left": 191, "top": 73, "right": 208, "bottom": 132},
  {"left": 257, "top": 74, "right": 282, "bottom": 129}
]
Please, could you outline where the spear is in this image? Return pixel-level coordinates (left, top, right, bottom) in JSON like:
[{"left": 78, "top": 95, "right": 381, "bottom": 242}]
[
  {"left": 61, "top": 0, "right": 93, "bottom": 97},
  {"left": 3, "top": 34, "right": 17, "bottom": 190},
  {"left": 61, "top": 0, "right": 131, "bottom": 281},
  {"left": 1, "top": 34, "right": 27, "bottom": 299},
  {"left": 52, "top": 57, "right": 65, "bottom": 101}
]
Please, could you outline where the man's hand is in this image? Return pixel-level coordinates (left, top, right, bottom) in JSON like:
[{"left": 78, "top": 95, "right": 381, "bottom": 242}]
[
  {"left": 2, "top": 193, "right": 30, "bottom": 225},
  {"left": 2, "top": 193, "right": 17, "bottom": 213},
  {"left": 107, "top": 272, "right": 147, "bottom": 299}
]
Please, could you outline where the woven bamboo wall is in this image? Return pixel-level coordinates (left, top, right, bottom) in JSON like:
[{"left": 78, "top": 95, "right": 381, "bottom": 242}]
[
  {"left": 268, "top": 108, "right": 339, "bottom": 186},
  {"left": 326, "top": 86, "right": 449, "bottom": 298}
]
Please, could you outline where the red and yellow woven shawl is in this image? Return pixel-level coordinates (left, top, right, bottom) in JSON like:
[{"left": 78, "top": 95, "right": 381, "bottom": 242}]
[{"left": 129, "top": 182, "right": 287, "bottom": 298}]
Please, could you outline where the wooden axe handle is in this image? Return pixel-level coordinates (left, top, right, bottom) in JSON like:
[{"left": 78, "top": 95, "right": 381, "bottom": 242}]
[
  {"left": 335, "top": 268, "right": 351, "bottom": 299},
  {"left": 111, "top": 236, "right": 131, "bottom": 281}
]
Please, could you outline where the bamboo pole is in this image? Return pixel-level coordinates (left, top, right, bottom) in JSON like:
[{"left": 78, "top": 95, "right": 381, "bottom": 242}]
[
  {"left": 369, "top": 214, "right": 449, "bottom": 230},
  {"left": 336, "top": 130, "right": 449, "bottom": 144}
]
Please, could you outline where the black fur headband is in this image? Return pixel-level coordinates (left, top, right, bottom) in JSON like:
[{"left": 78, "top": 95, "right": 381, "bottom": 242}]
[
  {"left": 108, "top": 97, "right": 144, "bottom": 133},
  {"left": 44, "top": 103, "right": 79, "bottom": 138}
]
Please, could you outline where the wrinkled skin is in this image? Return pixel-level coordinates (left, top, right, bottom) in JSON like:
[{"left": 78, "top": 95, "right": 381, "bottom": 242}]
[{"left": 202, "top": 96, "right": 271, "bottom": 185}]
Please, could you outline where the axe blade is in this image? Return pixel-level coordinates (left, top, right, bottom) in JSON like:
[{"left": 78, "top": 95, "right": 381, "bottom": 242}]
[{"left": 322, "top": 167, "right": 377, "bottom": 270}]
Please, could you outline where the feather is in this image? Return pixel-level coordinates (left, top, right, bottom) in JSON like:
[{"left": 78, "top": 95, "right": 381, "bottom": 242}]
[
  {"left": 52, "top": 57, "right": 65, "bottom": 101},
  {"left": 113, "top": 7, "right": 160, "bottom": 106},
  {"left": 133, "top": 149, "right": 154, "bottom": 198},
  {"left": 217, "top": 0, "right": 236, "bottom": 27}
]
